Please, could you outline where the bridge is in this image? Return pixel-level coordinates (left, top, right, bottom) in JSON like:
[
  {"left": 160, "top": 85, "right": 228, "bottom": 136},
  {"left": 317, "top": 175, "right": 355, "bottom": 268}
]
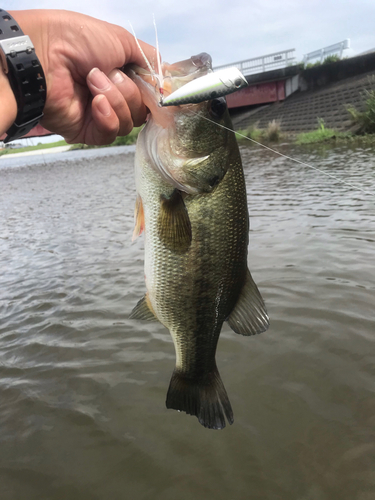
[
  {"left": 215, "top": 49, "right": 298, "bottom": 109},
  {"left": 218, "top": 40, "right": 351, "bottom": 109},
  {"left": 215, "top": 49, "right": 296, "bottom": 76}
]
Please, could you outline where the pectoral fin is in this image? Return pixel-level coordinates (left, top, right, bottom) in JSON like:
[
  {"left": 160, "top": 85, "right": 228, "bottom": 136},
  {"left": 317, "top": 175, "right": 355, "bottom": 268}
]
[
  {"left": 157, "top": 189, "right": 192, "bottom": 253},
  {"left": 227, "top": 269, "right": 269, "bottom": 335},
  {"left": 183, "top": 155, "right": 210, "bottom": 169},
  {"left": 129, "top": 294, "right": 158, "bottom": 322},
  {"left": 132, "top": 195, "right": 144, "bottom": 241}
]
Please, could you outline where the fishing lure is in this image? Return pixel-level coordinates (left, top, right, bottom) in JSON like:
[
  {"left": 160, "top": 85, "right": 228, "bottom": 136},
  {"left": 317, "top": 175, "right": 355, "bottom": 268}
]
[
  {"left": 129, "top": 18, "right": 247, "bottom": 107},
  {"left": 161, "top": 67, "right": 248, "bottom": 106}
]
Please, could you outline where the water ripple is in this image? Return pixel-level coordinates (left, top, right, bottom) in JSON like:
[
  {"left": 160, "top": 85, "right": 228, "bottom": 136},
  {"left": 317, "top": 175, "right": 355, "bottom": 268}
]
[{"left": 0, "top": 145, "right": 374, "bottom": 500}]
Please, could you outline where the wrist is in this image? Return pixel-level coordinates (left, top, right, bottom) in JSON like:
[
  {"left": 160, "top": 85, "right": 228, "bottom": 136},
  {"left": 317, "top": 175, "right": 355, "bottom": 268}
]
[
  {"left": 8, "top": 10, "right": 48, "bottom": 73},
  {"left": 0, "top": 67, "right": 17, "bottom": 139},
  {"left": 0, "top": 10, "right": 47, "bottom": 142}
]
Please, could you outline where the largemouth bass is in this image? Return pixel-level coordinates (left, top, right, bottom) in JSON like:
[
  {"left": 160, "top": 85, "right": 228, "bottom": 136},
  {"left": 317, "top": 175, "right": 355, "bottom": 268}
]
[{"left": 129, "top": 53, "right": 269, "bottom": 429}]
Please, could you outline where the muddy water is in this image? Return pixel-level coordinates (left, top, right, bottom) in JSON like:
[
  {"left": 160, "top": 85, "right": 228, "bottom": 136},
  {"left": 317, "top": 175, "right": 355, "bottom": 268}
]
[{"left": 0, "top": 144, "right": 374, "bottom": 500}]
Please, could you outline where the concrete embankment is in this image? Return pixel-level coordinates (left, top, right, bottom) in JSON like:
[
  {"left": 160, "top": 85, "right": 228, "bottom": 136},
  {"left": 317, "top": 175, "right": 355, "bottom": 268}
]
[{"left": 231, "top": 53, "right": 375, "bottom": 133}]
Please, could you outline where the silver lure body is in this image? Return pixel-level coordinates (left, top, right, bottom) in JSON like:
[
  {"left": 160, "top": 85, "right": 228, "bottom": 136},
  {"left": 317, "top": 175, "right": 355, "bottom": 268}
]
[{"left": 161, "top": 67, "right": 248, "bottom": 106}]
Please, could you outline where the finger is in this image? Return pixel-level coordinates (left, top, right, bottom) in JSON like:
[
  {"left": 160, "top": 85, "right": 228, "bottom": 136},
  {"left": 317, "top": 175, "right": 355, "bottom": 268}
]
[
  {"left": 89, "top": 94, "right": 119, "bottom": 145},
  {"left": 87, "top": 68, "right": 134, "bottom": 136},
  {"left": 108, "top": 69, "right": 147, "bottom": 127}
]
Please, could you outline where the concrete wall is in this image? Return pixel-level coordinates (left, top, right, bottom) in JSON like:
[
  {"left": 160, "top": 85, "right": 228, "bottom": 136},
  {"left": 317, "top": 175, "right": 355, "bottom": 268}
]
[{"left": 285, "top": 75, "right": 299, "bottom": 98}]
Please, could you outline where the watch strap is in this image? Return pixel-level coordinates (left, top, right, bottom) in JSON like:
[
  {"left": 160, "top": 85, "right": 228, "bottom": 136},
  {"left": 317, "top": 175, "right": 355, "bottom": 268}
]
[{"left": 0, "top": 9, "right": 47, "bottom": 143}]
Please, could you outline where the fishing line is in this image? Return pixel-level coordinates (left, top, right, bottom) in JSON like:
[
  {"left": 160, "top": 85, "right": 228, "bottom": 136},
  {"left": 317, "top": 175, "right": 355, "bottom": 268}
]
[
  {"left": 190, "top": 111, "right": 375, "bottom": 197},
  {"left": 128, "top": 22, "right": 156, "bottom": 77},
  {"left": 129, "top": 20, "right": 164, "bottom": 101},
  {"left": 152, "top": 15, "right": 163, "bottom": 88}
]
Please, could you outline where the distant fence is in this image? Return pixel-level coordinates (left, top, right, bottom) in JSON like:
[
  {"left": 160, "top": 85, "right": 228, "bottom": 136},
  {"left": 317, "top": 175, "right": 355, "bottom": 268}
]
[
  {"left": 214, "top": 49, "right": 296, "bottom": 76},
  {"left": 303, "top": 39, "right": 350, "bottom": 64}
]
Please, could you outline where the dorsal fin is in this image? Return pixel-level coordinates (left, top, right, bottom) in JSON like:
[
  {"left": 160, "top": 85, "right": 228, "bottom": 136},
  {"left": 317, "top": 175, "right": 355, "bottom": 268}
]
[{"left": 227, "top": 269, "right": 269, "bottom": 335}]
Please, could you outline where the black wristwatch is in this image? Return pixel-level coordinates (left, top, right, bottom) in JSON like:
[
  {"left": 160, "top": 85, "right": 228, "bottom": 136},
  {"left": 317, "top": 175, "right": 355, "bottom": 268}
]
[{"left": 0, "top": 9, "right": 47, "bottom": 143}]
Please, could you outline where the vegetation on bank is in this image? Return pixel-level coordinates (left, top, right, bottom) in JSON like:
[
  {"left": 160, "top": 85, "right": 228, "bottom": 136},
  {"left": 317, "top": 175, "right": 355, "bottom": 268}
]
[
  {"left": 236, "top": 120, "right": 282, "bottom": 143},
  {"left": 295, "top": 119, "right": 350, "bottom": 144},
  {"left": 347, "top": 88, "right": 375, "bottom": 134},
  {"left": 298, "top": 55, "right": 341, "bottom": 70},
  {"left": 0, "top": 139, "right": 68, "bottom": 156},
  {"left": 237, "top": 78, "right": 375, "bottom": 146},
  {"left": 236, "top": 116, "right": 375, "bottom": 146},
  {"left": 70, "top": 126, "right": 142, "bottom": 150},
  {"left": 0, "top": 127, "right": 142, "bottom": 156}
]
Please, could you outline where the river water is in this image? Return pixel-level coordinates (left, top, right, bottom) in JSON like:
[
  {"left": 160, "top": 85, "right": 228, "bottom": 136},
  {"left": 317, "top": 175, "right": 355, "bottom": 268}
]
[{"left": 0, "top": 144, "right": 374, "bottom": 500}]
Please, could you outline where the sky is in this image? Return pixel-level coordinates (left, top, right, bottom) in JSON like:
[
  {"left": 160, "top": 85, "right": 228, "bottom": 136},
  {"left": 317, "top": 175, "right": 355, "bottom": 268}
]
[
  {"left": 3, "top": 0, "right": 375, "bottom": 145},
  {"left": 4, "top": 0, "right": 375, "bottom": 66}
]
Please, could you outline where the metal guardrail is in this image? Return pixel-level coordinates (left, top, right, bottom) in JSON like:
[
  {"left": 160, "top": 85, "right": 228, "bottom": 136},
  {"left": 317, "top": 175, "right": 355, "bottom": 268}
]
[
  {"left": 303, "top": 39, "right": 350, "bottom": 64},
  {"left": 214, "top": 49, "right": 296, "bottom": 76}
]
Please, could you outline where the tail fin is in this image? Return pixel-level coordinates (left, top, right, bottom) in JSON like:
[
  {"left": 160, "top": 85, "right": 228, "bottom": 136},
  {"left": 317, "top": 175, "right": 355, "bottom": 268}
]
[{"left": 166, "top": 366, "right": 234, "bottom": 429}]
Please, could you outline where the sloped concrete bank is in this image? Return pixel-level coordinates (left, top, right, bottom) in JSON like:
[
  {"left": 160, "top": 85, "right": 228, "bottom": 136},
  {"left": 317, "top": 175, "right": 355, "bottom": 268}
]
[{"left": 231, "top": 53, "right": 375, "bottom": 134}]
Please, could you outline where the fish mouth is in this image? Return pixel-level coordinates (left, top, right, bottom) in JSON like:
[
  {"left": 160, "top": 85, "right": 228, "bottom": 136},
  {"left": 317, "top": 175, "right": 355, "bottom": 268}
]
[{"left": 127, "top": 52, "right": 213, "bottom": 112}]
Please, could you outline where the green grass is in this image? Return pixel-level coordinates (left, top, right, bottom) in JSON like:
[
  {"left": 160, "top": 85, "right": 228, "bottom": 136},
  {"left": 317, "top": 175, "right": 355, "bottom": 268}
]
[
  {"left": 305, "top": 61, "right": 322, "bottom": 70},
  {"left": 0, "top": 139, "right": 68, "bottom": 156},
  {"left": 235, "top": 127, "right": 262, "bottom": 142},
  {"left": 237, "top": 117, "right": 374, "bottom": 146},
  {"left": 236, "top": 121, "right": 281, "bottom": 143},
  {"left": 295, "top": 119, "right": 349, "bottom": 144},
  {"left": 347, "top": 88, "right": 375, "bottom": 134},
  {"left": 322, "top": 55, "right": 341, "bottom": 65},
  {"left": 304, "top": 55, "right": 341, "bottom": 70}
]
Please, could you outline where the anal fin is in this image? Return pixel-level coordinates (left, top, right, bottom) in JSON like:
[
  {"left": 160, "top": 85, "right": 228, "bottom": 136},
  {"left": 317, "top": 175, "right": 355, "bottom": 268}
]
[
  {"left": 227, "top": 269, "right": 269, "bottom": 335},
  {"left": 129, "top": 294, "right": 158, "bottom": 322}
]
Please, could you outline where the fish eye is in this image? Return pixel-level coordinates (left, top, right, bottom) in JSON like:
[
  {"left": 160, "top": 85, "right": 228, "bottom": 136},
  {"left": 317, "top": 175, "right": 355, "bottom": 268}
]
[
  {"left": 208, "top": 175, "right": 220, "bottom": 188},
  {"left": 210, "top": 97, "right": 227, "bottom": 118}
]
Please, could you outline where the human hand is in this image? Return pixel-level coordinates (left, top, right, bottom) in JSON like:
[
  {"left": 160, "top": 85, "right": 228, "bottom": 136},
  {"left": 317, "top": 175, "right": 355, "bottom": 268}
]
[{"left": 9, "top": 10, "right": 156, "bottom": 145}]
